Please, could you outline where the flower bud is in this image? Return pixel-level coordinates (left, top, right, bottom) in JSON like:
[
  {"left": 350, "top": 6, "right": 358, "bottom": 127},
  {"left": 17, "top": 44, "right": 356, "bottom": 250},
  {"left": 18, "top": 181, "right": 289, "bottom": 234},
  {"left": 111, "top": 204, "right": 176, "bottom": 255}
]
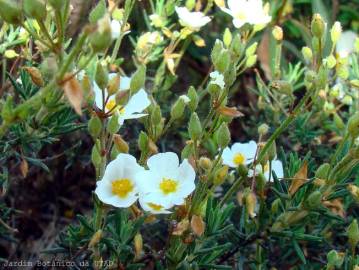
[
  {"left": 23, "top": 0, "right": 46, "bottom": 21},
  {"left": 302, "top": 46, "right": 313, "bottom": 62},
  {"left": 270, "top": 80, "right": 293, "bottom": 95},
  {"left": 95, "top": 63, "right": 108, "bottom": 91},
  {"left": 0, "top": 0, "right": 23, "bottom": 25},
  {"left": 88, "top": 115, "right": 102, "bottom": 138},
  {"left": 107, "top": 113, "right": 120, "bottom": 134},
  {"left": 342, "top": 95, "right": 353, "bottom": 106},
  {"left": 330, "top": 21, "right": 342, "bottom": 45},
  {"left": 48, "top": 0, "right": 65, "bottom": 10},
  {"left": 272, "top": 26, "right": 283, "bottom": 41},
  {"left": 223, "top": 28, "right": 232, "bottom": 47},
  {"left": 150, "top": 105, "right": 162, "bottom": 125},
  {"left": 214, "top": 49, "right": 231, "bottom": 73},
  {"left": 130, "top": 65, "right": 146, "bottom": 94},
  {"left": 258, "top": 123, "right": 269, "bottom": 136},
  {"left": 113, "top": 134, "right": 129, "bottom": 153},
  {"left": 327, "top": 250, "right": 344, "bottom": 269},
  {"left": 187, "top": 86, "right": 199, "bottom": 112},
  {"left": 188, "top": 113, "right": 202, "bottom": 140},
  {"left": 245, "top": 192, "right": 257, "bottom": 218},
  {"left": 311, "top": 13, "right": 326, "bottom": 39},
  {"left": 271, "top": 198, "right": 281, "bottom": 214},
  {"left": 199, "top": 157, "right": 212, "bottom": 170},
  {"left": 348, "top": 112, "right": 359, "bottom": 139},
  {"left": 267, "top": 142, "right": 277, "bottom": 161},
  {"left": 215, "top": 123, "right": 231, "bottom": 148},
  {"left": 211, "top": 40, "right": 224, "bottom": 64},
  {"left": 185, "top": 0, "right": 195, "bottom": 10},
  {"left": 134, "top": 233, "right": 143, "bottom": 258},
  {"left": 23, "top": 67, "right": 44, "bottom": 87},
  {"left": 245, "top": 42, "right": 258, "bottom": 57},
  {"left": 245, "top": 55, "right": 257, "bottom": 68},
  {"left": 91, "top": 144, "right": 102, "bottom": 167},
  {"left": 107, "top": 74, "right": 121, "bottom": 96},
  {"left": 89, "top": 0, "right": 106, "bottom": 24},
  {"left": 315, "top": 163, "right": 330, "bottom": 180},
  {"left": 170, "top": 98, "right": 186, "bottom": 120},
  {"left": 305, "top": 191, "right": 322, "bottom": 209},
  {"left": 213, "top": 166, "right": 228, "bottom": 186},
  {"left": 347, "top": 219, "right": 359, "bottom": 249},
  {"left": 138, "top": 131, "right": 149, "bottom": 152},
  {"left": 90, "top": 16, "right": 112, "bottom": 52}
]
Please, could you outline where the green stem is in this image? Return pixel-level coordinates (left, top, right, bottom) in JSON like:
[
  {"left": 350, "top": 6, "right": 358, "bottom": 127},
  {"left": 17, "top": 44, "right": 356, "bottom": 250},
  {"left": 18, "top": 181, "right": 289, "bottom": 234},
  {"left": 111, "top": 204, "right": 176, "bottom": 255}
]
[
  {"left": 220, "top": 176, "right": 245, "bottom": 207},
  {"left": 257, "top": 89, "right": 312, "bottom": 163}
]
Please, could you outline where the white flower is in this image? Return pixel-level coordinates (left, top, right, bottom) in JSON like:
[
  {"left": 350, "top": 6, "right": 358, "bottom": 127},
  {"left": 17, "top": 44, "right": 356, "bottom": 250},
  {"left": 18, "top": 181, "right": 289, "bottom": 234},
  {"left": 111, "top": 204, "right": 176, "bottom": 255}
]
[
  {"left": 135, "top": 152, "right": 196, "bottom": 206},
  {"left": 175, "top": 7, "right": 211, "bottom": 31},
  {"left": 93, "top": 73, "right": 151, "bottom": 125},
  {"left": 336, "top": 31, "right": 357, "bottom": 58},
  {"left": 249, "top": 159, "right": 284, "bottom": 181},
  {"left": 210, "top": 71, "right": 225, "bottom": 89},
  {"left": 222, "top": 141, "right": 257, "bottom": 168},
  {"left": 221, "top": 0, "right": 271, "bottom": 28},
  {"left": 95, "top": 154, "right": 144, "bottom": 208},
  {"left": 111, "top": 19, "right": 122, "bottom": 39}
]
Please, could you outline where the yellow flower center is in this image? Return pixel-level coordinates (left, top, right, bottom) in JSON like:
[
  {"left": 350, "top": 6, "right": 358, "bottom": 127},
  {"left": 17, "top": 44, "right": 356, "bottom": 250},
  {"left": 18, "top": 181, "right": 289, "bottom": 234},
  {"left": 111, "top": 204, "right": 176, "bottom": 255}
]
[
  {"left": 236, "top": 12, "right": 247, "bottom": 21},
  {"left": 147, "top": 203, "right": 163, "bottom": 211},
  {"left": 111, "top": 178, "right": 134, "bottom": 198},
  {"left": 233, "top": 153, "right": 246, "bottom": 166},
  {"left": 159, "top": 178, "right": 178, "bottom": 195}
]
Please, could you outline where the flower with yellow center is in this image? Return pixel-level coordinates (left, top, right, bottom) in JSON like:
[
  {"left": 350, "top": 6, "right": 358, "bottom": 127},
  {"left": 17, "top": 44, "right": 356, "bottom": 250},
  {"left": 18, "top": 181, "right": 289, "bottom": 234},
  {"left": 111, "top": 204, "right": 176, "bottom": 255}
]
[
  {"left": 93, "top": 73, "right": 151, "bottom": 125},
  {"left": 222, "top": 141, "right": 257, "bottom": 168},
  {"left": 135, "top": 152, "right": 196, "bottom": 207},
  {"left": 95, "top": 154, "right": 144, "bottom": 208},
  {"left": 139, "top": 193, "right": 172, "bottom": 214},
  {"left": 221, "top": 0, "right": 271, "bottom": 29}
]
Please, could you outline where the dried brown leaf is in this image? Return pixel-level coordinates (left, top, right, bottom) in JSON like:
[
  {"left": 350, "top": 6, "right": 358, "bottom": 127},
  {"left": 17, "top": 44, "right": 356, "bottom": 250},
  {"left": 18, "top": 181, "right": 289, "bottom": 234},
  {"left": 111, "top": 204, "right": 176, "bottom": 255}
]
[
  {"left": 191, "top": 215, "right": 206, "bottom": 236},
  {"left": 289, "top": 161, "right": 308, "bottom": 196},
  {"left": 63, "top": 74, "right": 84, "bottom": 115}
]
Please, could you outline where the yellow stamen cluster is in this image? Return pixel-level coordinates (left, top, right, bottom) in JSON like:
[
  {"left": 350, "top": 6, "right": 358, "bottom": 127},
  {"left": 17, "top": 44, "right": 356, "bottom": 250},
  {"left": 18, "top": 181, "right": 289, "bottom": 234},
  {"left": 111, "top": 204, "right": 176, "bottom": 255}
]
[{"left": 111, "top": 178, "right": 134, "bottom": 198}]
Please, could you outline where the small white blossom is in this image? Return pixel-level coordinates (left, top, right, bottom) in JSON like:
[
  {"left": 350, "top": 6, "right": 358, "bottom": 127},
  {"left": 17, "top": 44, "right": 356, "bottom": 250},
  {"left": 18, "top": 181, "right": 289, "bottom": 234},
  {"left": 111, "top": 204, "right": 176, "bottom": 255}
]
[
  {"left": 210, "top": 71, "right": 225, "bottom": 89},
  {"left": 175, "top": 7, "right": 211, "bottom": 31},
  {"left": 222, "top": 141, "right": 257, "bottom": 168},
  {"left": 221, "top": 0, "right": 271, "bottom": 29},
  {"left": 95, "top": 154, "right": 144, "bottom": 208},
  {"left": 336, "top": 31, "right": 357, "bottom": 58},
  {"left": 179, "top": 95, "right": 191, "bottom": 104},
  {"left": 135, "top": 152, "right": 196, "bottom": 207},
  {"left": 249, "top": 159, "right": 284, "bottom": 181},
  {"left": 93, "top": 73, "right": 151, "bottom": 125}
]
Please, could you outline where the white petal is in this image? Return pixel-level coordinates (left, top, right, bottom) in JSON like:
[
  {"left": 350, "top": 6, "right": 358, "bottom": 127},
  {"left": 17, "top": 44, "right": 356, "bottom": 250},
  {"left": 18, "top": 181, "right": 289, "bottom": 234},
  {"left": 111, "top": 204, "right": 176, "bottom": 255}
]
[
  {"left": 147, "top": 152, "right": 180, "bottom": 176},
  {"left": 139, "top": 194, "right": 173, "bottom": 214},
  {"left": 135, "top": 170, "right": 159, "bottom": 195},
  {"left": 271, "top": 159, "right": 284, "bottom": 179},
  {"left": 222, "top": 147, "right": 236, "bottom": 168},
  {"left": 111, "top": 20, "right": 121, "bottom": 39},
  {"left": 120, "top": 89, "right": 151, "bottom": 120},
  {"left": 177, "top": 159, "right": 196, "bottom": 197},
  {"left": 231, "top": 141, "right": 257, "bottom": 164},
  {"left": 120, "top": 76, "right": 131, "bottom": 90},
  {"left": 93, "top": 81, "right": 105, "bottom": 109},
  {"left": 337, "top": 31, "right": 357, "bottom": 57}
]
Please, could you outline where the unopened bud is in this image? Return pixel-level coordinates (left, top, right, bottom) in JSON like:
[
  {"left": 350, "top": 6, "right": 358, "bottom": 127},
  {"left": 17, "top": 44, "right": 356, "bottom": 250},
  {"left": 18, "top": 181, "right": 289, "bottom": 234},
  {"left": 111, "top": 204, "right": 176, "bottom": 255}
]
[
  {"left": 311, "top": 13, "right": 326, "bottom": 38},
  {"left": 188, "top": 113, "right": 202, "bottom": 140},
  {"left": 171, "top": 98, "right": 186, "bottom": 120},
  {"left": 327, "top": 250, "right": 344, "bottom": 269},
  {"left": 107, "top": 113, "right": 120, "bottom": 134},
  {"left": 223, "top": 28, "right": 232, "bottom": 47},
  {"left": 95, "top": 63, "right": 108, "bottom": 90},
  {"left": 324, "top": 55, "right": 336, "bottom": 69},
  {"left": 305, "top": 191, "right": 322, "bottom": 209},
  {"left": 245, "top": 192, "right": 257, "bottom": 218},
  {"left": 150, "top": 105, "right": 162, "bottom": 125},
  {"left": 245, "top": 55, "right": 257, "bottom": 68},
  {"left": 347, "top": 219, "right": 359, "bottom": 249},
  {"left": 107, "top": 74, "right": 121, "bottom": 96},
  {"left": 214, "top": 50, "right": 230, "bottom": 73},
  {"left": 213, "top": 166, "right": 228, "bottom": 186},
  {"left": 199, "top": 157, "right": 212, "bottom": 170},
  {"left": 134, "top": 233, "right": 143, "bottom": 258},
  {"left": 24, "top": 67, "right": 44, "bottom": 87},
  {"left": 272, "top": 26, "right": 283, "bottom": 41},
  {"left": 245, "top": 42, "right": 258, "bottom": 57},
  {"left": 90, "top": 15, "right": 112, "bottom": 52},
  {"left": 91, "top": 144, "right": 102, "bottom": 167},
  {"left": 138, "top": 131, "right": 149, "bottom": 152},
  {"left": 113, "top": 134, "right": 129, "bottom": 153},
  {"left": 330, "top": 21, "right": 342, "bottom": 45},
  {"left": 88, "top": 115, "right": 102, "bottom": 138},
  {"left": 215, "top": 123, "right": 231, "bottom": 148},
  {"left": 187, "top": 86, "right": 199, "bottom": 112},
  {"left": 130, "top": 65, "right": 146, "bottom": 93},
  {"left": 270, "top": 80, "right": 293, "bottom": 95},
  {"left": 258, "top": 123, "right": 269, "bottom": 136},
  {"left": 302, "top": 46, "right": 313, "bottom": 62}
]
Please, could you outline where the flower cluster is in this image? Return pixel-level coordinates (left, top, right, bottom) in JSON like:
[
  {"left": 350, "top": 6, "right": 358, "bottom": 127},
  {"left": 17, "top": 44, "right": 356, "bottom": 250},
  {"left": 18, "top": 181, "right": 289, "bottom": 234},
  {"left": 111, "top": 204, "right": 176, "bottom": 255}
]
[{"left": 95, "top": 152, "right": 196, "bottom": 214}]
